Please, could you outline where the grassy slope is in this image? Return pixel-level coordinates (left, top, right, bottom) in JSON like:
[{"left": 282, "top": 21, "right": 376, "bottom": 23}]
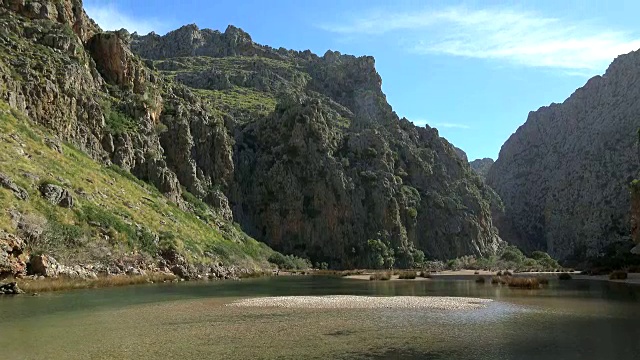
[
  {"left": 154, "top": 56, "right": 310, "bottom": 118},
  {"left": 0, "top": 101, "right": 274, "bottom": 269}
]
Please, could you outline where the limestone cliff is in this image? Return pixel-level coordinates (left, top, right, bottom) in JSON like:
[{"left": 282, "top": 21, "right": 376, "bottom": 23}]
[
  {"left": 130, "top": 25, "right": 502, "bottom": 267},
  {"left": 0, "top": 1, "right": 502, "bottom": 269},
  {"left": 487, "top": 51, "right": 640, "bottom": 260},
  {"left": 469, "top": 158, "right": 494, "bottom": 180}
]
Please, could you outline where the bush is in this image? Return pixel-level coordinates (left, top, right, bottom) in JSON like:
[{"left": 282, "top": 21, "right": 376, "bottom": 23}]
[
  {"left": 491, "top": 276, "right": 500, "bottom": 284},
  {"left": 102, "top": 101, "right": 138, "bottom": 135},
  {"left": 370, "top": 272, "right": 391, "bottom": 281},
  {"left": 398, "top": 271, "right": 417, "bottom": 279},
  {"left": 506, "top": 277, "right": 541, "bottom": 289},
  {"left": 503, "top": 270, "right": 513, "bottom": 276},
  {"left": 366, "top": 239, "right": 395, "bottom": 269},
  {"left": 267, "top": 253, "right": 311, "bottom": 270},
  {"left": 500, "top": 245, "right": 525, "bottom": 263},
  {"left": 558, "top": 273, "right": 572, "bottom": 280},
  {"left": 609, "top": 270, "right": 628, "bottom": 280}
]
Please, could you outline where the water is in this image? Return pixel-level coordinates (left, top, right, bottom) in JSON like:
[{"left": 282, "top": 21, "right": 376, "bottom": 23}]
[{"left": 1, "top": 276, "right": 639, "bottom": 359}]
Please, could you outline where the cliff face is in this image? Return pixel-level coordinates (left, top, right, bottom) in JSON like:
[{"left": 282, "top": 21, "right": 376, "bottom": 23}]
[
  {"left": 487, "top": 51, "right": 640, "bottom": 260},
  {"left": 0, "top": 1, "right": 503, "bottom": 269},
  {"left": 130, "top": 24, "right": 503, "bottom": 267},
  {"left": 470, "top": 158, "right": 494, "bottom": 180}
]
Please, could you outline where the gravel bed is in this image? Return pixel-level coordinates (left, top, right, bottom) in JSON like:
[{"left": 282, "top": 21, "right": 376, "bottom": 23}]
[{"left": 227, "top": 295, "right": 492, "bottom": 310}]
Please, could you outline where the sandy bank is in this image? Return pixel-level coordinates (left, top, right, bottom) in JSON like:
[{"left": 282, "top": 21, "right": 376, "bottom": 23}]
[{"left": 227, "top": 295, "right": 492, "bottom": 310}]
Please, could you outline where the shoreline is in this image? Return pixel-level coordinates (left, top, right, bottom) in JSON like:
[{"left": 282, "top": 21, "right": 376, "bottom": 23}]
[
  {"left": 4, "top": 269, "right": 640, "bottom": 296},
  {"left": 343, "top": 269, "right": 640, "bottom": 285}
]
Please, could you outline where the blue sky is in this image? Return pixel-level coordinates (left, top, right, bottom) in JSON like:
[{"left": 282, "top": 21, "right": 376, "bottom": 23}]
[{"left": 84, "top": 0, "right": 640, "bottom": 160}]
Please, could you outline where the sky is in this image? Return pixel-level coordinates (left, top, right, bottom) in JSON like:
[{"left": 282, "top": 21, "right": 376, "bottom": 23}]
[{"left": 84, "top": 0, "right": 640, "bottom": 161}]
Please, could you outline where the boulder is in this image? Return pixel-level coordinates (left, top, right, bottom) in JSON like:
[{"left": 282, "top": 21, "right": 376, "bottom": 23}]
[
  {"left": 28, "top": 254, "right": 59, "bottom": 277},
  {"left": 0, "top": 232, "right": 27, "bottom": 278},
  {"left": 38, "top": 183, "right": 74, "bottom": 208},
  {"left": 0, "top": 282, "right": 24, "bottom": 295}
]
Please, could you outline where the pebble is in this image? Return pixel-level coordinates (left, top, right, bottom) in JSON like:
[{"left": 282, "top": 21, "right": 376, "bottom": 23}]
[{"left": 227, "top": 295, "right": 492, "bottom": 310}]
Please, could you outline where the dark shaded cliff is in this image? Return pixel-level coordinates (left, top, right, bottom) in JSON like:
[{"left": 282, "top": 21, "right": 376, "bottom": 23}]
[{"left": 487, "top": 51, "right": 640, "bottom": 260}]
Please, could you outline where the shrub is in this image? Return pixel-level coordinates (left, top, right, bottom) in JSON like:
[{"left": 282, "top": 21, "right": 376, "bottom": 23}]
[
  {"left": 419, "top": 271, "right": 432, "bottom": 278},
  {"left": 103, "top": 102, "right": 138, "bottom": 135},
  {"left": 398, "top": 271, "right": 417, "bottom": 279},
  {"left": 506, "top": 277, "right": 541, "bottom": 289},
  {"left": 500, "top": 245, "right": 525, "bottom": 263},
  {"left": 558, "top": 273, "right": 572, "bottom": 280},
  {"left": 475, "top": 276, "right": 486, "bottom": 284},
  {"left": 474, "top": 270, "right": 480, "bottom": 275},
  {"left": 609, "top": 270, "right": 628, "bottom": 280},
  {"left": 503, "top": 270, "right": 513, "bottom": 276},
  {"left": 267, "top": 253, "right": 311, "bottom": 270},
  {"left": 491, "top": 276, "right": 500, "bottom": 284},
  {"left": 496, "top": 270, "right": 503, "bottom": 276},
  {"left": 370, "top": 272, "right": 391, "bottom": 281}
]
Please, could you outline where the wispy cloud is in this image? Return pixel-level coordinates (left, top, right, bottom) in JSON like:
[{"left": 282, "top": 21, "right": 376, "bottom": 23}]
[
  {"left": 410, "top": 119, "right": 470, "bottom": 129},
  {"left": 320, "top": 6, "right": 640, "bottom": 72},
  {"left": 85, "top": 2, "right": 171, "bottom": 35},
  {"left": 434, "top": 122, "right": 470, "bottom": 129}
]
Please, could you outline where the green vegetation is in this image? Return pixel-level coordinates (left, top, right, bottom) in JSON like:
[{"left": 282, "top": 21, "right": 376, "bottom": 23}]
[
  {"left": 267, "top": 252, "right": 311, "bottom": 270},
  {"left": 441, "top": 246, "right": 561, "bottom": 272},
  {"left": 558, "top": 273, "right": 572, "bottom": 280},
  {"left": 13, "top": 273, "right": 177, "bottom": 293},
  {"left": 506, "top": 277, "right": 543, "bottom": 289},
  {"left": 101, "top": 99, "right": 138, "bottom": 135},
  {"left": 609, "top": 270, "right": 628, "bottom": 280},
  {"left": 582, "top": 240, "right": 640, "bottom": 274},
  {"left": 398, "top": 271, "right": 417, "bottom": 279},
  {"left": 369, "top": 272, "right": 391, "bottom": 281},
  {"left": 0, "top": 101, "right": 276, "bottom": 268},
  {"left": 366, "top": 239, "right": 395, "bottom": 269}
]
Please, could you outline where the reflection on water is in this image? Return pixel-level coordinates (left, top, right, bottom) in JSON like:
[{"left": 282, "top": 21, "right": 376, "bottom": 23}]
[{"left": 0, "top": 277, "right": 639, "bottom": 359}]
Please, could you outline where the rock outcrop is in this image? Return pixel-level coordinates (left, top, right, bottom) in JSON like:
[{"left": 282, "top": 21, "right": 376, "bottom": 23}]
[
  {"left": 0, "top": 231, "right": 27, "bottom": 278},
  {"left": 38, "top": 183, "right": 74, "bottom": 207},
  {"left": 0, "top": 172, "right": 28, "bottom": 200},
  {"left": 487, "top": 50, "right": 640, "bottom": 260},
  {"left": 469, "top": 158, "right": 494, "bottom": 180},
  {"left": 631, "top": 182, "right": 640, "bottom": 254}
]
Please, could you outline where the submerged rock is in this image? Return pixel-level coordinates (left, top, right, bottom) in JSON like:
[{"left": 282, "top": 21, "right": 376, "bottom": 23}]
[{"left": 0, "top": 282, "right": 24, "bottom": 295}]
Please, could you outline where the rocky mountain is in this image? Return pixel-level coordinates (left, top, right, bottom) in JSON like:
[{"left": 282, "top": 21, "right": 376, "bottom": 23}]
[
  {"left": 469, "top": 158, "right": 494, "bottom": 180},
  {"left": 487, "top": 51, "right": 640, "bottom": 260},
  {"left": 0, "top": 0, "right": 502, "bottom": 271}
]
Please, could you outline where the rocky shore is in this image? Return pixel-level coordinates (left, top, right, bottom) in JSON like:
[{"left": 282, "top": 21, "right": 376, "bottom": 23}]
[{"left": 1, "top": 230, "right": 261, "bottom": 294}]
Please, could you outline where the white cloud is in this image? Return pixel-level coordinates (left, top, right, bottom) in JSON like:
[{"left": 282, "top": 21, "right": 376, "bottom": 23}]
[
  {"left": 320, "top": 6, "right": 640, "bottom": 72},
  {"left": 85, "top": 2, "right": 170, "bottom": 35},
  {"left": 409, "top": 119, "right": 470, "bottom": 129},
  {"left": 433, "top": 122, "right": 470, "bottom": 129}
]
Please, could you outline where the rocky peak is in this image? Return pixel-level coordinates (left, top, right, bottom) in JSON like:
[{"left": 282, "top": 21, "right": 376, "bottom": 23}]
[
  {"left": 1, "top": 0, "right": 99, "bottom": 42},
  {"left": 469, "top": 158, "right": 494, "bottom": 180}
]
